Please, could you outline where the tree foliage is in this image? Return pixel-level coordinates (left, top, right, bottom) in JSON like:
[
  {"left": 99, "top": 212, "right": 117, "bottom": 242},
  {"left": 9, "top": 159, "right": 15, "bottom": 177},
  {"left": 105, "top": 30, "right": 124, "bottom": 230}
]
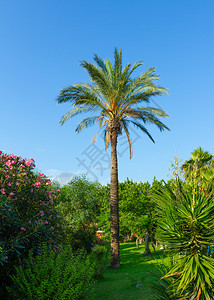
[{"left": 56, "top": 175, "right": 100, "bottom": 252}]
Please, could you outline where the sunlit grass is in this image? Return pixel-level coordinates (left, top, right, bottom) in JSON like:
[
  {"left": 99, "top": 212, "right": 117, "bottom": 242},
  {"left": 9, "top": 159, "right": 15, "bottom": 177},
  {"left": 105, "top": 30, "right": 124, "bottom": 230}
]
[{"left": 89, "top": 242, "right": 168, "bottom": 300}]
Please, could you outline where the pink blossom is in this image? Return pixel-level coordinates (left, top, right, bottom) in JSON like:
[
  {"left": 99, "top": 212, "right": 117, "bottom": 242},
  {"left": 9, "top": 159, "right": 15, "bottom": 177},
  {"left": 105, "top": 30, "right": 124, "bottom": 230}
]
[
  {"left": 6, "top": 160, "right": 11, "bottom": 166},
  {"left": 25, "top": 161, "right": 32, "bottom": 166},
  {"left": 40, "top": 210, "right": 44, "bottom": 216},
  {"left": 21, "top": 227, "right": 26, "bottom": 231},
  {"left": 8, "top": 183, "right": 12, "bottom": 187},
  {"left": 1, "top": 188, "right": 5, "bottom": 194},
  {"left": 9, "top": 192, "right": 14, "bottom": 196},
  {"left": 35, "top": 182, "right": 41, "bottom": 188}
]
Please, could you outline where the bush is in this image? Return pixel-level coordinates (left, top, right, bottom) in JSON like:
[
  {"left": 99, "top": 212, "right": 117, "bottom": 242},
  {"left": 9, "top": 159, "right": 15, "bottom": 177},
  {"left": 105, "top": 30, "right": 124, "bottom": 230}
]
[
  {"left": 90, "top": 244, "right": 110, "bottom": 279},
  {"left": 153, "top": 182, "right": 214, "bottom": 299},
  {"left": 7, "top": 245, "right": 95, "bottom": 300},
  {"left": 0, "top": 151, "right": 64, "bottom": 293}
]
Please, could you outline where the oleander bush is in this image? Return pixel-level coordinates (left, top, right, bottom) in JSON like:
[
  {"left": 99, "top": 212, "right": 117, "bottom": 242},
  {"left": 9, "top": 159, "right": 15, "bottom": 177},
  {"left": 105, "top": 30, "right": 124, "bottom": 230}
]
[
  {"left": 7, "top": 244, "right": 95, "bottom": 300},
  {"left": 0, "top": 151, "right": 64, "bottom": 295}
]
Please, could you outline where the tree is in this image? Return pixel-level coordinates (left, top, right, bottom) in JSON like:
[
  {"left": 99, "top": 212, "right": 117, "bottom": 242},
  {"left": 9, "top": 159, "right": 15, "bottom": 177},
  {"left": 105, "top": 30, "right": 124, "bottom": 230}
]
[
  {"left": 181, "top": 147, "right": 213, "bottom": 186},
  {"left": 119, "top": 179, "right": 157, "bottom": 255},
  {"left": 56, "top": 48, "right": 169, "bottom": 268},
  {"left": 56, "top": 175, "right": 100, "bottom": 252}
]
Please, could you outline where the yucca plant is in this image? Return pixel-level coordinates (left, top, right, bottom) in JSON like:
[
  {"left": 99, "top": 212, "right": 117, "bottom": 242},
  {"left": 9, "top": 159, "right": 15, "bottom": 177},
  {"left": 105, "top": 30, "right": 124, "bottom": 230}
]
[
  {"left": 153, "top": 182, "right": 214, "bottom": 299},
  {"left": 56, "top": 48, "right": 169, "bottom": 268}
]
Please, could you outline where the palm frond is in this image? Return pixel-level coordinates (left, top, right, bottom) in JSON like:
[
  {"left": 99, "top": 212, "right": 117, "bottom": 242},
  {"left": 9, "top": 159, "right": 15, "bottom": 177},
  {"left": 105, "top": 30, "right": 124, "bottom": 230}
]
[
  {"left": 104, "top": 130, "right": 111, "bottom": 150},
  {"left": 60, "top": 106, "right": 97, "bottom": 125},
  {"left": 93, "top": 54, "right": 108, "bottom": 74},
  {"left": 130, "top": 120, "right": 155, "bottom": 143},
  {"left": 75, "top": 116, "right": 100, "bottom": 133},
  {"left": 121, "top": 120, "right": 133, "bottom": 158}
]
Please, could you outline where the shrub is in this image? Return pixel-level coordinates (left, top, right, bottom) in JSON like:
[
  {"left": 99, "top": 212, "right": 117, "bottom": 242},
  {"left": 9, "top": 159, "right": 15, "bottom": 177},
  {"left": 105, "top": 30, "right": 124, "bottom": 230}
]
[
  {"left": 90, "top": 244, "right": 110, "bottom": 279},
  {"left": 153, "top": 182, "right": 214, "bottom": 299},
  {"left": 7, "top": 245, "right": 95, "bottom": 300},
  {"left": 0, "top": 151, "right": 63, "bottom": 293}
]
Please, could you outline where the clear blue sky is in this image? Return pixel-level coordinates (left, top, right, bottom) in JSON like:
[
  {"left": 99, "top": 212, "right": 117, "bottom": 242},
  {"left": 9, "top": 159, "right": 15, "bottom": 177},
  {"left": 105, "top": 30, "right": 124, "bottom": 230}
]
[{"left": 1, "top": 0, "right": 214, "bottom": 185}]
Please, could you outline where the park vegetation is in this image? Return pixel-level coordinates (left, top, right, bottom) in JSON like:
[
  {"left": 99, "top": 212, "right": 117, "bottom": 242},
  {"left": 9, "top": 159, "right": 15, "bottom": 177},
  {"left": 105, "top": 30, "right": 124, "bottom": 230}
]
[{"left": 0, "top": 147, "right": 213, "bottom": 299}]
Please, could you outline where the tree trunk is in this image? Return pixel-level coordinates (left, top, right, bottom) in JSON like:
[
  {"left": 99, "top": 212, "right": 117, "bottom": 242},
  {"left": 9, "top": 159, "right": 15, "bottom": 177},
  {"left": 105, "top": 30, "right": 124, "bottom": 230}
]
[
  {"left": 151, "top": 239, "right": 156, "bottom": 252},
  {"left": 110, "top": 129, "right": 120, "bottom": 268},
  {"left": 144, "top": 231, "right": 151, "bottom": 256},
  {"left": 136, "top": 236, "right": 139, "bottom": 249},
  {"left": 156, "top": 240, "right": 158, "bottom": 248}
]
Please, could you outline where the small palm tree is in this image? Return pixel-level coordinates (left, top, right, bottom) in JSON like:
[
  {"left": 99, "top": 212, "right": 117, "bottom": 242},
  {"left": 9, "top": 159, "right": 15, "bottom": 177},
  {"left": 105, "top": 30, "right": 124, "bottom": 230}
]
[
  {"left": 56, "top": 48, "right": 169, "bottom": 268},
  {"left": 181, "top": 147, "right": 213, "bottom": 185}
]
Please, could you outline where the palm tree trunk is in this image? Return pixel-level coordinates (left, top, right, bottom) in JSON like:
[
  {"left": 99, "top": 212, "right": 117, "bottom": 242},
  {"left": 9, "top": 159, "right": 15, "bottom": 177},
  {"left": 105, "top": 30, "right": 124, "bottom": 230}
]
[{"left": 110, "top": 129, "right": 120, "bottom": 269}]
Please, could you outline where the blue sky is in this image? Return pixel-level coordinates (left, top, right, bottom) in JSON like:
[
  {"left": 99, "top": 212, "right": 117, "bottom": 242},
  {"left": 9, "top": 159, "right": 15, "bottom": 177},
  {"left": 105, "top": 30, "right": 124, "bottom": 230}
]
[{"left": 1, "top": 0, "right": 214, "bottom": 185}]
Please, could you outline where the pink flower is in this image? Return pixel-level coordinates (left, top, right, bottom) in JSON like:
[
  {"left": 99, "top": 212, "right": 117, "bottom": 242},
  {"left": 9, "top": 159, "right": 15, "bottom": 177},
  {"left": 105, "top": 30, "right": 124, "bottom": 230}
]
[
  {"left": 25, "top": 161, "right": 32, "bottom": 166},
  {"left": 1, "top": 188, "right": 5, "bottom": 194},
  {"left": 9, "top": 192, "right": 14, "bottom": 196},
  {"left": 6, "top": 160, "right": 11, "bottom": 166},
  {"left": 40, "top": 210, "right": 44, "bottom": 216},
  {"left": 35, "top": 182, "right": 41, "bottom": 188},
  {"left": 21, "top": 227, "right": 26, "bottom": 231},
  {"left": 8, "top": 183, "right": 12, "bottom": 187}
]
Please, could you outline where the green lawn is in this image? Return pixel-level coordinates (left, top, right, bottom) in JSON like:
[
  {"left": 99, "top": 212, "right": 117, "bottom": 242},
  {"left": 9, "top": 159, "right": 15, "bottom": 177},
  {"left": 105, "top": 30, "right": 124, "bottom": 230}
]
[{"left": 90, "top": 242, "right": 168, "bottom": 300}]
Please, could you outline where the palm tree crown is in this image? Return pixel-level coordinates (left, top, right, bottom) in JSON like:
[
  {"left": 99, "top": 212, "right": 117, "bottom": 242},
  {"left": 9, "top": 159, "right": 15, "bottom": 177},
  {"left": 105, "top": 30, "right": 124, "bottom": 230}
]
[
  {"left": 181, "top": 147, "right": 213, "bottom": 184},
  {"left": 56, "top": 48, "right": 169, "bottom": 158}
]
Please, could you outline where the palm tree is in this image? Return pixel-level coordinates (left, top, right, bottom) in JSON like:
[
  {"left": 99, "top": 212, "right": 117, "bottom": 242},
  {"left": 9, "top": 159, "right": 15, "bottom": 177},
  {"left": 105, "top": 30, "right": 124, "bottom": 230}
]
[
  {"left": 56, "top": 48, "right": 169, "bottom": 268},
  {"left": 181, "top": 147, "right": 213, "bottom": 185}
]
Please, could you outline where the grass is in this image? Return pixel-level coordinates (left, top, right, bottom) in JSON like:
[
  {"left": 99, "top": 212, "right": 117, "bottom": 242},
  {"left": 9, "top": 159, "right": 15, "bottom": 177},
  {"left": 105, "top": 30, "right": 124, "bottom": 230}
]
[{"left": 90, "top": 242, "right": 169, "bottom": 300}]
